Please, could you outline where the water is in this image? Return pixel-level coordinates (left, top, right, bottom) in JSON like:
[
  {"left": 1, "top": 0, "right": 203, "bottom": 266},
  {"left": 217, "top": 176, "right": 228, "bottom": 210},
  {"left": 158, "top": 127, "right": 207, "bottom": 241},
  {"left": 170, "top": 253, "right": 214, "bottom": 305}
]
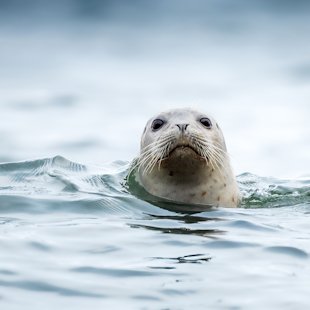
[
  {"left": 0, "top": 156, "right": 309, "bottom": 309},
  {"left": 1, "top": 0, "right": 310, "bottom": 308}
]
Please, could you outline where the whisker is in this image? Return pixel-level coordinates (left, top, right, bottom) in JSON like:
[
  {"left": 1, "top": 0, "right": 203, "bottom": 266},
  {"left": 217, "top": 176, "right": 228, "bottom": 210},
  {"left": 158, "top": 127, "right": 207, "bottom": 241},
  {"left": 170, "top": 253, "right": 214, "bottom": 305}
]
[{"left": 138, "top": 133, "right": 176, "bottom": 175}]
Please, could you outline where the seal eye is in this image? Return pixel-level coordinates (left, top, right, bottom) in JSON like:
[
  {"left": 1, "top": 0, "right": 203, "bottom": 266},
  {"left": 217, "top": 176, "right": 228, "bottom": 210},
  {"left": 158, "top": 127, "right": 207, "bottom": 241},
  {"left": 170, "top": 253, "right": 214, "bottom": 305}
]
[
  {"left": 200, "top": 117, "right": 212, "bottom": 129},
  {"left": 151, "top": 119, "right": 165, "bottom": 131}
]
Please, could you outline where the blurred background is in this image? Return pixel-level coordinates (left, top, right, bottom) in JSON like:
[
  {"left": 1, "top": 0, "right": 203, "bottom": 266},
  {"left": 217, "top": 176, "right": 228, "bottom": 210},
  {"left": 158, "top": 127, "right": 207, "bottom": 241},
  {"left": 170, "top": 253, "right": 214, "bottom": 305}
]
[{"left": 0, "top": 0, "right": 309, "bottom": 177}]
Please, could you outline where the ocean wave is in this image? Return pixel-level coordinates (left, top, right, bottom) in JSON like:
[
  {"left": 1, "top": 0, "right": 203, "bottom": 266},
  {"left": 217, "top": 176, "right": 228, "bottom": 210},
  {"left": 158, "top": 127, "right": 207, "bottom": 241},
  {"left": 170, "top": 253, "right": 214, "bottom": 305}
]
[{"left": 0, "top": 156, "right": 309, "bottom": 215}]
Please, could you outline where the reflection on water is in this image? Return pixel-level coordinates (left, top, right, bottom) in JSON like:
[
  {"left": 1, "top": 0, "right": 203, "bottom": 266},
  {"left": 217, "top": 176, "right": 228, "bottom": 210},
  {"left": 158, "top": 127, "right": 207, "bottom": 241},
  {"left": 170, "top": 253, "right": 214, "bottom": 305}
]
[
  {"left": 152, "top": 254, "right": 212, "bottom": 264},
  {"left": 130, "top": 223, "right": 224, "bottom": 238}
]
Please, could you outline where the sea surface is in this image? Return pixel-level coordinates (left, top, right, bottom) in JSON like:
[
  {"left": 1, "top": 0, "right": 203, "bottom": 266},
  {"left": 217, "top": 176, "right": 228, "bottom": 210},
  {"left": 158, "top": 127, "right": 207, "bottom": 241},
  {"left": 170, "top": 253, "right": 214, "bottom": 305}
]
[
  {"left": 0, "top": 156, "right": 309, "bottom": 309},
  {"left": 0, "top": 0, "right": 310, "bottom": 309}
]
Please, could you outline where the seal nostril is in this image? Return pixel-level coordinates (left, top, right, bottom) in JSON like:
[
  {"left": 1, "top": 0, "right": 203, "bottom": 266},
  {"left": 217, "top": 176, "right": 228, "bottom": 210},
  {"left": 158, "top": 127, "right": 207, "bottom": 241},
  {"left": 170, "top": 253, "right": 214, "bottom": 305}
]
[{"left": 176, "top": 124, "right": 189, "bottom": 132}]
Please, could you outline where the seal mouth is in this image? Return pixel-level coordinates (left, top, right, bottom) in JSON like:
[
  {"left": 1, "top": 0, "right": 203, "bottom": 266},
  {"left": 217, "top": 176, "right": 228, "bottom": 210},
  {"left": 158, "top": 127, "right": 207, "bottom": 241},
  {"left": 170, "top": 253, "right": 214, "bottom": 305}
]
[
  {"left": 167, "top": 144, "right": 204, "bottom": 160},
  {"left": 169, "top": 144, "right": 197, "bottom": 154}
]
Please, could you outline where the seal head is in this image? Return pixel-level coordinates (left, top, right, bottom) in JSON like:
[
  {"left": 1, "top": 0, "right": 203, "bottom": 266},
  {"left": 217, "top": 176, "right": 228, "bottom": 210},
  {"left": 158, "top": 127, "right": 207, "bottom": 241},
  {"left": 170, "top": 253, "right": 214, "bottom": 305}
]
[{"left": 132, "top": 108, "right": 240, "bottom": 208}]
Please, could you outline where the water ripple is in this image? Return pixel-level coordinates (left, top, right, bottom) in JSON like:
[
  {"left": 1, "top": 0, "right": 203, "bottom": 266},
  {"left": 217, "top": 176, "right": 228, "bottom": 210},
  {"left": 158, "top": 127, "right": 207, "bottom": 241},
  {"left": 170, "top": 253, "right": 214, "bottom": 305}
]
[
  {"left": 0, "top": 280, "right": 104, "bottom": 298},
  {"left": 71, "top": 266, "right": 183, "bottom": 277},
  {"left": 239, "top": 173, "right": 310, "bottom": 208},
  {"left": 264, "top": 246, "right": 308, "bottom": 259},
  {"left": 0, "top": 157, "right": 309, "bottom": 215}
]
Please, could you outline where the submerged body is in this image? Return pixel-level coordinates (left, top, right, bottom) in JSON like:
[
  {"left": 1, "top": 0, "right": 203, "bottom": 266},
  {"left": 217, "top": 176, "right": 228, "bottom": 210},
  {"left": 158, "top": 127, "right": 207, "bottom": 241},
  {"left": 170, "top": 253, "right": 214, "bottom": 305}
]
[{"left": 132, "top": 108, "right": 240, "bottom": 207}]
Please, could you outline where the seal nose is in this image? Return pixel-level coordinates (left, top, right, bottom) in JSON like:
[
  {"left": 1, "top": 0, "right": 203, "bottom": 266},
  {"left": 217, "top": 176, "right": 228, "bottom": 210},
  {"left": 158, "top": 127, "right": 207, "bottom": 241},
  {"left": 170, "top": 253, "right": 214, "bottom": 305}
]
[{"left": 176, "top": 123, "right": 189, "bottom": 133}]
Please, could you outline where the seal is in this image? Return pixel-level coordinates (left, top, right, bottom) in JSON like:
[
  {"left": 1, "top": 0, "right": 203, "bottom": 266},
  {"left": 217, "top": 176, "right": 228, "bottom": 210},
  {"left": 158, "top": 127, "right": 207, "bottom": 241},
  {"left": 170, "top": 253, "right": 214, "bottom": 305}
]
[{"left": 131, "top": 108, "right": 240, "bottom": 208}]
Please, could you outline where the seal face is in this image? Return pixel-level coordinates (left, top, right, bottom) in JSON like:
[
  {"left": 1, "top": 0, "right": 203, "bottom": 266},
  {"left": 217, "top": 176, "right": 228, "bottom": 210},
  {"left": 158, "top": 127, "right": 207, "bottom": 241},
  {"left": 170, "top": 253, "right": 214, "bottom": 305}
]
[{"left": 131, "top": 108, "right": 240, "bottom": 208}]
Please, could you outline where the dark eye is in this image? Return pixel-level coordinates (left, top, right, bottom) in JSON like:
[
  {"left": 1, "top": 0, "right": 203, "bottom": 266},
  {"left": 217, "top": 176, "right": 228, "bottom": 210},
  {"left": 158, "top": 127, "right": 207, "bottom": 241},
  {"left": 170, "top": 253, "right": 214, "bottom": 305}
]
[
  {"left": 151, "top": 119, "right": 165, "bottom": 131},
  {"left": 200, "top": 117, "right": 212, "bottom": 129}
]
